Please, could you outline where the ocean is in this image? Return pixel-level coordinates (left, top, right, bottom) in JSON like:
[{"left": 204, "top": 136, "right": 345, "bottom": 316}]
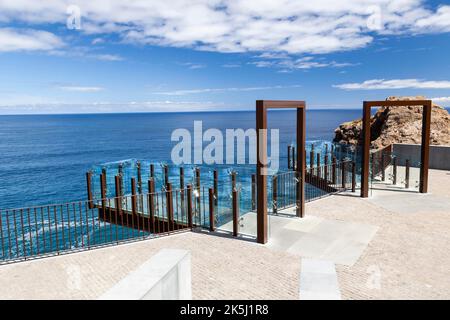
[{"left": 0, "top": 109, "right": 361, "bottom": 209}]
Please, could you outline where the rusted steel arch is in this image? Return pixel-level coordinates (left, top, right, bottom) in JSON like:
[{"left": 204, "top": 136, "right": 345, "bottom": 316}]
[
  {"left": 360, "top": 100, "right": 432, "bottom": 198},
  {"left": 256, "top": 100, "right": 306, "bottom": 244}
]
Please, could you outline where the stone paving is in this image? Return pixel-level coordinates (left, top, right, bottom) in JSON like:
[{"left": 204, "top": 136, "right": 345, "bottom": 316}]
[
  {"left": 0, "top": 169, "right": 449, "bottom": 300},
  {"left": 0, "top": 232, "right": 300, "bottom": 300},
  {"left": 307, "top": 169, "right": 450, "bottom": 299},
  {"left": 222, "top": 211, "right": 378, "bottom": 266}
]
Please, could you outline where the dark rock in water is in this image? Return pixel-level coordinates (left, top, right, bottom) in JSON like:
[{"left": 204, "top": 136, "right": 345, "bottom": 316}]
[{"left": 333, "top": 96, "right": 450, "bottom": 149}]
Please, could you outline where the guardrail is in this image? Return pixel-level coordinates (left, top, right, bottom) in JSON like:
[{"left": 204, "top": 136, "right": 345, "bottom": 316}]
[
  {"left": 1, "top": 159, "right": 357, "bottom": 265},
  {"left": 0, "top": 189, "right": 190, "bottom": 264},
  {"left": 272, "top": 159, "right": 355, "bottom": 213}
]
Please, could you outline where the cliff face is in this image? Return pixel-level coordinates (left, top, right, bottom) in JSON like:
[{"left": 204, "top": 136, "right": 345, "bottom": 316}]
[{"left": 333, "top": 96, "right": 450, "bottom": 149}]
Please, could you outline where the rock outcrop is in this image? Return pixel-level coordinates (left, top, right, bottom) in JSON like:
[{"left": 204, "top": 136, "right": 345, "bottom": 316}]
[{"left": 333, "top": 96, "right": 450, "bottom": 149}]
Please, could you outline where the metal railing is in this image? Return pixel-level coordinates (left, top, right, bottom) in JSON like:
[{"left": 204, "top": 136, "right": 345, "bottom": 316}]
[
  {"left": 1, "top": 159, "right": 357, "bottom": 265},
  {"left": 370, "top": 145, "right": 393, "bottom": 181},
  {"left": 0, "top": 187, "right": 196, "bottom": 265},
  {"left": 271, "top": 159, "right": 355, "bottom": 213}
]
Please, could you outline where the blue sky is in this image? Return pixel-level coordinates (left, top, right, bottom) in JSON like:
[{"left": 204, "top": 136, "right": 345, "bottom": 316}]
[{"left": 0, "top": 0, "right": 450, "bottom": 114}]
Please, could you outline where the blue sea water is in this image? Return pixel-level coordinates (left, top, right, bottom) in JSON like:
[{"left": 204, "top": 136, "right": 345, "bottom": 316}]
[{"left": 0, "top": 110, "right": 361, "bottom": 209}]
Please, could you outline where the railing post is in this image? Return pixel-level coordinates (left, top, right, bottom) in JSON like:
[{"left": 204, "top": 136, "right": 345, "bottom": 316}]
[
  {"left": 405, "top": 159, "right": 410, "bottom": 189},
  {"left": 164, "top": 164, "right": 169, "bottom": 186},
  {"left": 324, "top": 154, "right": 329, "bottom": 182},
  {"left": 287, "top": 145, "right": 292, "bottom": 169},
  {"left": 251, "top": 174, "right": 256, "bottom": 211},
  {"left": 316, "top": 153, "right": 321, "bottom": 178},
  {"left": 102, "top": 167, "right": 107, "bottom": 193},
  {"left": 131, "top": 177, "right": 137, "bottom": 216},
  {"left": 292, "top": 146, "right": 296, "bottom": 170},
  {"left": 195, "top": 168, "right": 201, "bottom": 211},
  {"left": 332, "top": 156, "right": 337, "bottom": 185},
  {"left": 166, "top": 182, "right": 174, "bottom": 231},
  {"left": 341, "top": 161, "right": 347, "bottom": 189},
  {"left": 231, "top": 171, "right": 237, "bottom": 190},
  {"left": 310, "top": 148, "right": 314, "bottom": 170},
  {"left": 272, "top": 175, "right": 277, "bottom": 214},
  {"left": 392, "top": 157, "right": 397, "bottom": 185},
  {"left": 208, "top": 188, "right": 215, "bottom": 232},
  {"left": 118, "top": 164, "right": 123, "bottom": 199},
  {"left": 180, "top": 167, "right": 185, "bottom": 215},
  {"left": 186, "top": 184, "right": 193, "bottom": 229},
  {"left": 148, "top": 178, "right": 155, "bottom": 231},
  {"left": 115, "top": 175, "right": 122, "bottom": 215},
  {"left": 304, "top": 150, "right": 307, "bottom": 169},
  {"left": 100, "top": 173, "right": 107, "bottom": 210},
  {"left": 371, "top": 153, "right": 375, "bottom": 180},
  {"left": 137, "top": 162, "right": 143, "bottom": 212},
  {"left": 296, "top": 170, "right": 302, "bottom": 214},
  {"left": 137, "top": 161, "right": 142, "bottom": 194},
  {"left": 381, "top": 152, "right": 386, "bottom": 181},
  {"left": 352, "top": 161, "right": 356, "bottom": 192},
  {"left": 420, "top": 102, "right": 431, "bottom": 194},
  {"left": 213, "top": 170, "right": 218, "bottom": 206},
  {"left": 232, "top": 189, "right": 239, "bottom": 237},
  {"left": 86, "top": 172, "right": 94, "bottom": 209},
  {"left": 150, "top": 164, "right": 155, "bottom": 179}
]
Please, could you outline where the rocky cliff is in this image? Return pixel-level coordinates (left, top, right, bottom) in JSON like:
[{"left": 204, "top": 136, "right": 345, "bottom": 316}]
[{"left": 333, "top": 96, "right": 450, "bottom": 149}]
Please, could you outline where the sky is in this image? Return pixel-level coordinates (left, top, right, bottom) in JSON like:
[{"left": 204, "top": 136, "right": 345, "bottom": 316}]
[{"left": 0, "top": 0, "right": 450, "bottom": 114}]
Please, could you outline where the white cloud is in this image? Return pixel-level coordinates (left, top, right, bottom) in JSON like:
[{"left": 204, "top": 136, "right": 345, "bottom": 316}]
[
  {"left": 92, "top": 54, "right": 123, "bottom": 61},
  {"left": 222, "top": 63, "right": 241, "bottom": 68},
  {"left": 255, "top": 52, "right": 290, "bottom": 60},
  {"left": 0, "top": 100, "right": 231, "bottom": 114},
  {"left": 431, "top": 96, "right": 450, "bottom": 103},
  {"left": 179, "top": 62, "right": 206, "bottom": 70},
  {"left": 0, "top": 93, "right": 58, "bottom": 107},
  {"left": 251, "top": 56, "right": 358, "bottom": 70},
  {"left": 58, "top": 85, "right": 104, "bottom": 92},
  {"left": 152, "top": 85, "right": 302, "bottom": 96},
  {"left": 91, "top": 37, "right": 104, "bottom": 45},
  {"left": 0, "top": 1, "right": 449, "bottom": 55},
  {"left": 415, "top": 5, "right": 450, "bottom": 32},
  {"left": 0, "top": 28, "right": 63, "bottom": 52},
  {"left": 333, "top": 79, "right": 450, "bottom": 90},
  {"left": 49, "top": 48, "right": 124, "bottom": 61}
]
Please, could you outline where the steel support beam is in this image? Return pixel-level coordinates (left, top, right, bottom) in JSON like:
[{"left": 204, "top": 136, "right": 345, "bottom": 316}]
[
  {"left": 360, "top": 100, "right": 431, "bottom": 197},
  {"left": 256, "top": 100, "right": 306, "bottom": 244}
]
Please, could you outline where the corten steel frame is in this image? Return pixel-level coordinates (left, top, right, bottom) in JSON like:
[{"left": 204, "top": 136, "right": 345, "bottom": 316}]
[
  {"left": 256, "top": 100, "right": 306, "bottom": 244},
  {"left": 360, "top": 100, "right": 432, "bottom": 198}
]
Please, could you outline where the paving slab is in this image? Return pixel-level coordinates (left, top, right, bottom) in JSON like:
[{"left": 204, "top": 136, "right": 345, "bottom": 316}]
[
  {"left": 369, "top": 191, "right": 450, "bottom": 214},
  {"left": 268, "top": 209, "right": 378, "bottom": 266},
  {"left": 300, "top": 259, "right": 341, "bottom": 300}
]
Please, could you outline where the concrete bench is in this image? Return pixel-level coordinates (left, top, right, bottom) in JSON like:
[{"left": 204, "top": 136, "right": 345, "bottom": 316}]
[{"left": 99, "top": 249, "right": 191, "bottom": 300}]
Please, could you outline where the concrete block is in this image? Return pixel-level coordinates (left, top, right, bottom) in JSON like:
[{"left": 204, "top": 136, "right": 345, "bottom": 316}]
[{"left": 99, "top": 249, "right": 191, "bottom": 300}]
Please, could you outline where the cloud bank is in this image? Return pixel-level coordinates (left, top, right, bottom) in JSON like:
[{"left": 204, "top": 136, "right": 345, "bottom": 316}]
[
  {"left": 0, "top": 0, "right": 449, "bottom": 55},
  {"left": 0, "top": 28, "right": 63, "bottom": 52},
  {"left": 153, "top": 85, "right": 302, "bottom": 96},
  {"left": 334, "top": 79, "right": 450, "bottom": 90},
  {"left": 58, "top": 85, "right": 105, "bottom": 92},
  {"left": 0, "top": 100, "right": 231, "bottom": 115}
]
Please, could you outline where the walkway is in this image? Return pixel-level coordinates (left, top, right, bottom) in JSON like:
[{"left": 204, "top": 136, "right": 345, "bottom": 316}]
[{"left": 0, "top": 169, "right": 449, "bottom": 299}]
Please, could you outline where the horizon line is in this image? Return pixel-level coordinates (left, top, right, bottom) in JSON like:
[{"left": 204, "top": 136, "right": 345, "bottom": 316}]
[
  {"left": 1, "top": 106, "right": 448, "bottom": 116},
  {"left": 0, "top": 108, "right": 365, "bottom": 116}
]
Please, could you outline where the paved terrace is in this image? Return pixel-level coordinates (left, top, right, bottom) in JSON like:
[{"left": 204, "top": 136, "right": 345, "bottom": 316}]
[{"left": 0, "top": 169, "right": 449, "bottom": 300}]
